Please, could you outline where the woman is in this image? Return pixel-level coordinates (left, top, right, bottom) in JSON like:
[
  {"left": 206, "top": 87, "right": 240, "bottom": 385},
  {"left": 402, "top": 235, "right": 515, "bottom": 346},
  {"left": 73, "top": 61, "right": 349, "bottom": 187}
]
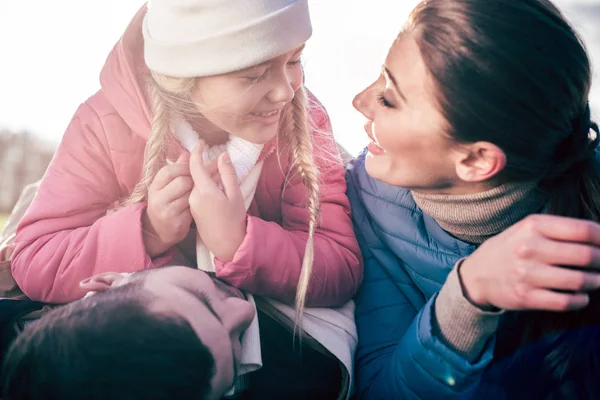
[{"left": 347, "top": 0, "right": 600, "bottom": 398}]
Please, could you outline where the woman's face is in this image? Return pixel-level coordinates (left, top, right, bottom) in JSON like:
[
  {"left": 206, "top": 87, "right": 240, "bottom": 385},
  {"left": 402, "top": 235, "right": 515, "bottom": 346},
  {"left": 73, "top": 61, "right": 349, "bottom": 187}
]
[{"left": 353, "top": 36, "right": 467, "bottom": 193}]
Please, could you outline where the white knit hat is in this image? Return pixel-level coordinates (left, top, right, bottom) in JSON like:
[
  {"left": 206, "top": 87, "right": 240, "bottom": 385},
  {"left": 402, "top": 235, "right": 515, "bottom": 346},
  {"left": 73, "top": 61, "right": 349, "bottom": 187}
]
[{"left": 142, "top": 0, "right": 312, "bottom": 77}]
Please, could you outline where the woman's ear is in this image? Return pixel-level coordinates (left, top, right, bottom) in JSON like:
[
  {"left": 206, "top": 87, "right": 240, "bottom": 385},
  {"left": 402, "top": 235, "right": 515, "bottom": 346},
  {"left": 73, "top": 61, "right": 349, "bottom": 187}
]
[
  {"left": 79, "top": 272, "right": 130, "bottom": 293},
  {"left": 454, "top": 142, "right": 507, "bottom": 183}
]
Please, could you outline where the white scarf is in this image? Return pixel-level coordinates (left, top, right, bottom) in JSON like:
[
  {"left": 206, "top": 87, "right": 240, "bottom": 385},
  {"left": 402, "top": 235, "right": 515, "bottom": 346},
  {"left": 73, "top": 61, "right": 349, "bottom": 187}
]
[{"left": 174, "top": 119, "right": 264, "bottom": 273}]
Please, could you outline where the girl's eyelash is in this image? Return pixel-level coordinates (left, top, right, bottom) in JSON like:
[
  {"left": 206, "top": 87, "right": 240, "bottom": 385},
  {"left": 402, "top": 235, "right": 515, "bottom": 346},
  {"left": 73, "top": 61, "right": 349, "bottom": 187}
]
[
  {"left": 377, "top": 92, "right": 394, "bottom": 108},
  {"left": 246, "top": 57, "right": 302, "bottom": 81},
  {"left": 247, "top": 58, "right": 301, "bottom": 81},
  {"left": 247, "top": 71, "right": 268, "bottom": 82}
]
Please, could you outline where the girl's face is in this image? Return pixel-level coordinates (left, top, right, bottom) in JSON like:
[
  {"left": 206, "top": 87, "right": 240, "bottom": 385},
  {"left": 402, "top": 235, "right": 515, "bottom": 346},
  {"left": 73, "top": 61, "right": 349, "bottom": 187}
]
[
  {"left": 192, "top": 45, "right": 306, "bottom": 145},
  {"left": 353, "top": 36, "right": 468, "bottom": 193}
]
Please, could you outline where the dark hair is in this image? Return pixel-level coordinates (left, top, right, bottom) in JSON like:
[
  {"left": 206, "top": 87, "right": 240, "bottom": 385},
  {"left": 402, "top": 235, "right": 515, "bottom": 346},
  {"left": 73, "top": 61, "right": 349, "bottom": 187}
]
[
  {"left": 1, "top": 283, "right": 215, "bottom": 400},
  {"left": 408, "top": 0, "right": 598, "bottom": 218},
  {"left": 407, "top": 0, "right": 599, "bottom": 397}
]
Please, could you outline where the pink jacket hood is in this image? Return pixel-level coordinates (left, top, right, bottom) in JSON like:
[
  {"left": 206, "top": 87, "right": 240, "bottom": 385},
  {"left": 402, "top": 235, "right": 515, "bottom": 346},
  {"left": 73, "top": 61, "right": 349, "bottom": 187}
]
[{"left": 100, "top": 6, "right": 153, "bottom": 140}]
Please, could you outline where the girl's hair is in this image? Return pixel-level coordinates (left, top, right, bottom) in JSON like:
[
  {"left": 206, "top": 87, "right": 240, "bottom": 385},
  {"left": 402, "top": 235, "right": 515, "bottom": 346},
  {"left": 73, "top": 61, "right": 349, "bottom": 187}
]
[
  {"left": 406, "top": 0, "right": 599, "bottom": 397},
  {"left": 125, "top": 71, "right": 320, "bottom": 327}
]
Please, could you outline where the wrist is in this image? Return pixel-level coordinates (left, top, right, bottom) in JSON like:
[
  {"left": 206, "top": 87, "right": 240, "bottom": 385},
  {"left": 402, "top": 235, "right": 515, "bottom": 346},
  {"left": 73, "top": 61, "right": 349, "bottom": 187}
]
[
  {"left": 457, "top": 258, "right": 494, "bottom": 310},
  {"left": 142, "top": 209, "right": 171, "bottom": 257},
  {"left": 215, "top": 217, "right": 247, "bottom": 262}
]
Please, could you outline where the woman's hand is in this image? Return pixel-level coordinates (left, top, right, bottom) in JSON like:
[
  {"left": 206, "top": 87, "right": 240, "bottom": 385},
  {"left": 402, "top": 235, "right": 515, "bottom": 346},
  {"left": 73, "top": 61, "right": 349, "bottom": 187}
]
[
  {"left": 189, "top": 143, "right": 247, "bottom": 262},
  {"left": 460, "top": 214, "right": 600, "bottom": 312}
]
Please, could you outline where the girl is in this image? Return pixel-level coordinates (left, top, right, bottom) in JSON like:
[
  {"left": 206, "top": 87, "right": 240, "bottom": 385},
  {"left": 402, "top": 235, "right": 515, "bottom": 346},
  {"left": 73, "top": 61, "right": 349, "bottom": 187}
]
[
  {"left": 347, "top": 0, "right": 600, "bottom": 398},
  {"left": 11, "top": 0, "right": 362, "bottom": 322}
]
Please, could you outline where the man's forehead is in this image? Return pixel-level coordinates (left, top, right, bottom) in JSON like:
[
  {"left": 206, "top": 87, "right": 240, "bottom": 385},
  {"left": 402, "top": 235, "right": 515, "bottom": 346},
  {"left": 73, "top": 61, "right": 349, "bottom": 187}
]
[
  {"left": 129, "top": 267, "right": 191, "bottom": 284},
  {"left": 119, "top": 267, "right": 245, "bottom": 301}
]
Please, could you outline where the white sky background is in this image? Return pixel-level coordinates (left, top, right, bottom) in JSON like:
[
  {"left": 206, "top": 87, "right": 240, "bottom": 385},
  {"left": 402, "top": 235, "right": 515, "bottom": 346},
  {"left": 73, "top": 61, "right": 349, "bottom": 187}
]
[{"left": 0, "top": 0, "right": 597, "bottom": 156}]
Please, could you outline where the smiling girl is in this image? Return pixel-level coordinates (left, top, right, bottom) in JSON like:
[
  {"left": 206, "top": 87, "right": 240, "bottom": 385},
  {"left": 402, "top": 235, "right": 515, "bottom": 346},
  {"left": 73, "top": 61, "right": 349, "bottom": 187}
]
[{"left": 11, "top": 1, "right": 362, "bottom": 321}]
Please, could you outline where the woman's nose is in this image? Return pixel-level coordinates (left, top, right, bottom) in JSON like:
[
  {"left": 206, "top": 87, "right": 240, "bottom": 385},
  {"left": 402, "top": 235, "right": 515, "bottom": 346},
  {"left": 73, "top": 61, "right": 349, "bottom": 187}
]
[{"left": 353, "top": 87, "right": 372, "bottom": 119}]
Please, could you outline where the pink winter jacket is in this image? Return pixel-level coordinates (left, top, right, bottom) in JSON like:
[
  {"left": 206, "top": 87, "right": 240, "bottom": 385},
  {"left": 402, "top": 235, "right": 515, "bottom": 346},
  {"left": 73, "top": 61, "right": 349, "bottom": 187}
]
[{"left": 11, "top": 8, "right": 362, "bottom": 305}]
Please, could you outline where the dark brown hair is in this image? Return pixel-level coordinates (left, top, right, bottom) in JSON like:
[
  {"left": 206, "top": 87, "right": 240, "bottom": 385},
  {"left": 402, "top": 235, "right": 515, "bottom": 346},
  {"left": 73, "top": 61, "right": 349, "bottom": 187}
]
[
  {"left": 2, "top": 282, "right": 216, "bottom": 400},
  {"left": 407, "top": 0, "right": 598, "bottom": 219},
  {"left": 407, "top": 0, "right": 599, "bottom": 397}
]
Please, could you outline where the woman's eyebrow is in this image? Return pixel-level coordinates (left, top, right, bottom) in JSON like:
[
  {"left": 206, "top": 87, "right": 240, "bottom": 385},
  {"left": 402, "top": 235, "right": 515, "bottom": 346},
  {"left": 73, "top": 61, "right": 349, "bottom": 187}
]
[{"left": 382, "top": 66, "right": 407, "bottom": 102}]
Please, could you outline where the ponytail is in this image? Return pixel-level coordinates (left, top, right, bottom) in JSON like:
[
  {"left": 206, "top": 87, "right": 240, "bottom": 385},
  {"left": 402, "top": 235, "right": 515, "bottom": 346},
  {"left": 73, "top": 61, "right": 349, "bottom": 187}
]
[
  {"left": 542, "top": 105, "right": 600, "bottom": 222},
  {"left": 495, "top": 107, "right": 600, "bottom": 399}
]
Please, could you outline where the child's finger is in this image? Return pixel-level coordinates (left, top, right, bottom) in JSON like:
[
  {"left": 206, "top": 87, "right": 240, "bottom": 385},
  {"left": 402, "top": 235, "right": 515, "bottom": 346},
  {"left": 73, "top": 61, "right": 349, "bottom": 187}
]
[
  {"left": 218, "top": 153, "right": 242, "bottom": 201},
  {"left": 169, "top": 195, "right": 192, "bottom": 214},
  {"left": 189, "top": 142, "right": 213, "bottom": 187},
  {"left": 163, "top": 176, "right": 194, "bottom": 203},
  {"left": 176, "top": 152, "right": 191, "bottom": 165},
  {"left": 211, "top": 171, "right": 221, "bottom": 184},
  {"left": 153, "top": 163, "right": 191, "bottom": 190},
  {"left": 204, "top": 159, "right": 219, "bottom": 176}
]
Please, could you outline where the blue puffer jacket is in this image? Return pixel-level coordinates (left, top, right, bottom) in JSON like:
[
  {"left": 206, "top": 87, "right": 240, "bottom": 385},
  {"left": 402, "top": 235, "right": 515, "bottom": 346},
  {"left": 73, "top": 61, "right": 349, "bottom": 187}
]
[
  {"left": 347, "top": 150, "right": 600, "bottom": 400},
  {"left": 346, "top": 151, "right": 492, "bottom": 399}
]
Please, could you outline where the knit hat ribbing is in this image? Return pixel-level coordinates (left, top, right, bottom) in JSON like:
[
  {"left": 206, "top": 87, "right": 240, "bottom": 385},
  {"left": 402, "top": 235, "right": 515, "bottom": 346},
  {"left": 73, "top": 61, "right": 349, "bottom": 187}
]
[{"left": 143, "top": 0, "right": 312, "bottom": 77}]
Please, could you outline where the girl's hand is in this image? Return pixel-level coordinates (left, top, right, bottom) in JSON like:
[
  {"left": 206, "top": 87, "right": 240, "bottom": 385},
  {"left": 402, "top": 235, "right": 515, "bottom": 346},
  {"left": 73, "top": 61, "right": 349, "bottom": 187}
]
[
  {"left": 460, "top": 214, "right": 600, "bottom": 312},
  {"left": 189, "top": 143, "right": 247, "bottom": 262},
  {"left": 142, "top": 152, "right": 217, "bottom": 257}
]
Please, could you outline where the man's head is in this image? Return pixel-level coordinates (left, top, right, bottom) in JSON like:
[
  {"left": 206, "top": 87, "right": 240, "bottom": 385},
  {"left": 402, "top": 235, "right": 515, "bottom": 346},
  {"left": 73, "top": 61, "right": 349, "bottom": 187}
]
[{"left": 2, "top": 267, "right": 256, "bottom": 400}]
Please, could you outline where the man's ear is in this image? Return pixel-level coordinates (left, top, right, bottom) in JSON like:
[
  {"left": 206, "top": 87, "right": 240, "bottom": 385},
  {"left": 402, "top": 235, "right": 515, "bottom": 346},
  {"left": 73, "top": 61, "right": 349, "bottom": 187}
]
[
  {"left": 80, "top": 272, "right": 129, "bottom": 293},
  {"left": 454, "top": 141, "right": 507, "bottom": 183}
]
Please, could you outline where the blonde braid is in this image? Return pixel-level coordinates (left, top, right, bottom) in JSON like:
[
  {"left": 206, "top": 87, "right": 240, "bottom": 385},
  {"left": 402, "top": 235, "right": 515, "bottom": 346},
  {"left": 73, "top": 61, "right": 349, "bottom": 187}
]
[
  {"left": 123, "top": 73, "right": 197, "bottom": 205},
  {"left": 285, "top": 86, "right": 320, "bottom": 332},
  {"left": 126, "top": 83, "right": 171, "bottom": 204}
]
